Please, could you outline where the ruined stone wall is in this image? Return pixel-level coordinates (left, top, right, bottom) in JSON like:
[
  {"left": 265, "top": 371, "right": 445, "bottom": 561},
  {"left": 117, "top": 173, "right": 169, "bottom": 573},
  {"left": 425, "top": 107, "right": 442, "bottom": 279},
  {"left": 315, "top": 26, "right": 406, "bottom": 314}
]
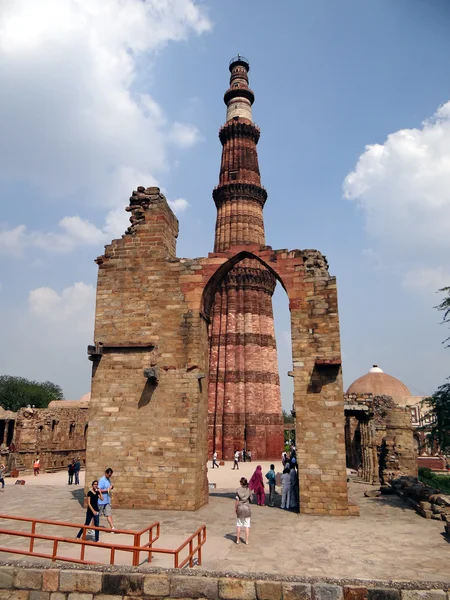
[
  {"left": 2, "top": 564, "right": 448, "bottom": 600},
  {"left": 381, "top": 403, "right": 418, "bottom": 479},
  {"left": 11, "top": 404, "right": 88, "bottom": 472},
  {"left": 344, "top": 394, "right": 417, "bottom": 483},
  {"left": 85, "top": 187, "right": 209, "bottom": 511}
]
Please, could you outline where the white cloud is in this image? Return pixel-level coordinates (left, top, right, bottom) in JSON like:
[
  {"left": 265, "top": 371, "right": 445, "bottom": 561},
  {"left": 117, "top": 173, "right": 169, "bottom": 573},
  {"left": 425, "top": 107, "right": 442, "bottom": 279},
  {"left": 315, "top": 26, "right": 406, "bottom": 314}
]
[
  {"left": 168, "top": 198, "right": 190, "bottom": 213},
  {"left": 169, "top": 122, "right": 202, "bottom": 148},
  {"left": 0, "top": 192, "right": 191, "bottom": 256},
  {"left": 29, "top": 282, "right": 95, "bottom": 325},
  {"left": 0, "top": 0, "right": 210, "bottom": 209},
  {"left": 344, "top": 99, "right": 450, "bottom": 292},
  {"left": 403, "top": 267, "right": 450, "bottom": 293}
]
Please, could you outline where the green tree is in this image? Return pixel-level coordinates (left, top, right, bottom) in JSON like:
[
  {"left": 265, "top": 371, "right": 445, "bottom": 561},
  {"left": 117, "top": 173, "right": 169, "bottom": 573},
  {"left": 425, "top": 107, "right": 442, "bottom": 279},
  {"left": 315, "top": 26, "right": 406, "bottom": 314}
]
[
  {"left": 424, "top": 287, "right": 450, "bottom": 454},
  {"left": 436, "top": 285, "right": 450, "bottom": 347},
  {"left": 424, "top": 384, "right": 450, "bottom": 454},
  {"left": 282, "top": 409, "right": 294, "bottom": 423},
  {"left": 0, "top": 375, "right": 64, "bottom": 412}
]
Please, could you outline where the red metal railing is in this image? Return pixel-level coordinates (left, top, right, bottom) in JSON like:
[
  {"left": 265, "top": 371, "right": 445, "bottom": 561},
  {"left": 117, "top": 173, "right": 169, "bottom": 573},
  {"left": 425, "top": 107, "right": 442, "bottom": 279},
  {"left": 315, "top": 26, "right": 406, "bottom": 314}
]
[{"left": 0, "top": 514, "right": 206, "bottom": 568}]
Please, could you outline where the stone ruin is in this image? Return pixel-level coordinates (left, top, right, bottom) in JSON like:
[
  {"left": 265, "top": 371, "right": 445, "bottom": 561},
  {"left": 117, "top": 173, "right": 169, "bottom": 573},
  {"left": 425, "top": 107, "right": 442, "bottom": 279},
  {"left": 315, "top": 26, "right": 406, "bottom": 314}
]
[
  {"left": 0, "top": 400, "right": 89, "bottom": 474},
  {"left": 344, "top": 392, "right": 418, "bottom": 484}
]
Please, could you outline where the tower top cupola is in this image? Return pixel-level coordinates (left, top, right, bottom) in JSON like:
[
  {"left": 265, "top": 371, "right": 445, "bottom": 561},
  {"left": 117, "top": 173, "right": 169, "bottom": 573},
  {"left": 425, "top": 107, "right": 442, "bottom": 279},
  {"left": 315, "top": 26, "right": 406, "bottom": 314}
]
[{"left": 224, "top": 54, "right": 255, "bottom": 122}]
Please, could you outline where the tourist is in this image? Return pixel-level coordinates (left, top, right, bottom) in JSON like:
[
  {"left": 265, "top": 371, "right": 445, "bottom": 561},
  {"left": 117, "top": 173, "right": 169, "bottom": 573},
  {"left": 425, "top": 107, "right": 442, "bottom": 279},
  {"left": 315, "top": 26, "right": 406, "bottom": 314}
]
[
  {"left": 280, "top": 466, "right": 291, "bottom": 510},
  {"left": 0, "top": 463, "right": 5, "bottom": 492},
  {"left": 33, "top": 455, "right": 40, "bottom": 476},
  {"left": 289, "top": 464, "right": 299, "bottom": 509},
  {"left": 242, "top": 448, "right": 246, "bottom": 462},
  {"left": 77, "top": 480, "right": 103, "bottom": 542},
  {"left": 98, "top": 467, "right": 116, "bottom": 531},
  {"left": 212, "top": 451, "right": 220, "bottom": 469},
  {"left": 249, "top": 465, "right": 265, "bottom": 506},
  {"left": 67, "top": 459, "right": 75, "bottom": 485},
  {"left": 247, "top": 450, "right": 252, "bottom": 462},
  {"left": 235, "top": 476, "right": 251, "bottom": 545},
  {"left": 233, "top": 450, "right": 240, "bottom": 470},
  {"left": 74, "top": 457, "right": 81, "bottom": 485},
  {"left": 266, "top": 464, "right": 276, "bottom": 507},
  {"left": 281, "top": 451, "right": 287, "bottom": 467}
]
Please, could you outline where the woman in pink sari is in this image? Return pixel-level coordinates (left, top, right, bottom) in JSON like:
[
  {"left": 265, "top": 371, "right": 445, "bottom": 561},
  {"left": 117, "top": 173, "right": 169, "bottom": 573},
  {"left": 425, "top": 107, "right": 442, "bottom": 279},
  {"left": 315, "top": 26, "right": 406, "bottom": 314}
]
[{"left": 249, "top": 465, "right": 265, "bottom": 506}]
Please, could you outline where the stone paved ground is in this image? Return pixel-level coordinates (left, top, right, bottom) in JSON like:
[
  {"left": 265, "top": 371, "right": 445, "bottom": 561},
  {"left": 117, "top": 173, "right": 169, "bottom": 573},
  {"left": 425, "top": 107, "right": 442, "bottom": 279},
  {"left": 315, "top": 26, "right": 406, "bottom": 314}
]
[{"left": 0, "top": 463, "right": 448, "bottom": 581}]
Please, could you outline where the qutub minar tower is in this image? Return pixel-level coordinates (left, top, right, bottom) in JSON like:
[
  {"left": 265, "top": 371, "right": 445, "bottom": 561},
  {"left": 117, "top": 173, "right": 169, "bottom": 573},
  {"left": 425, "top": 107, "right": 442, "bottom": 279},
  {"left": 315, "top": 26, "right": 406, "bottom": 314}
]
[
  {"left": 87, "top": 54, "right": 350, "bottom": 514},
  {"left": 207, "top": 56, "right": 284, "bottom": 460}
]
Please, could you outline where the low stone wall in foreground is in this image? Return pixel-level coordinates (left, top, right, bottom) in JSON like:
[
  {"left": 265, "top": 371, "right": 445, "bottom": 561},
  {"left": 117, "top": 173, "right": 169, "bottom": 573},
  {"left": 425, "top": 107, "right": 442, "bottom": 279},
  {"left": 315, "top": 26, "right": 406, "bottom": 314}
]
[{"left": 0, "top": 564, "right": 449, "bottom": 600}]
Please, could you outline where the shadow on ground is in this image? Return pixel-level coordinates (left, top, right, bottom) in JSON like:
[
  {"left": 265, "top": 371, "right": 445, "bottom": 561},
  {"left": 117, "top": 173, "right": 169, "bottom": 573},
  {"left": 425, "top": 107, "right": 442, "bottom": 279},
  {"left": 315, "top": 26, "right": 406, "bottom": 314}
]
[{"left": 70, "top": 489, "right": 85, "bottom": 507}]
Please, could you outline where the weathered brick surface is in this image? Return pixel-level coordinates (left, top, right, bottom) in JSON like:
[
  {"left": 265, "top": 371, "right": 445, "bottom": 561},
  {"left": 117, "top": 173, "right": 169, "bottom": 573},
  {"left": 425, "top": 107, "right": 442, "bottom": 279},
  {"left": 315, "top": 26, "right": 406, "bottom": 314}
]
[
  {"left": 42, "top": 572, "right": 59, "bottom": 593},
  {"left": 401, "top": 593, "right": 447, "bottom": 600},
  {"left": 255, "top": 581, "right": 282, "bottom": 600},
  {"left": 344, "top": 587, "right": 368, "bottom": 600},
  {"left": 60, "top": 573, "right": 101, "bottom": 594},
  {"left": 101, "top": 575, "right": 143, "bottom": 597},
  {"left": 0, "top": 592, "right": 30, "bottom": 600},
  {"left": 29, "top": 593, "right": 50, "bottom": 600},
  {"left": 170, "top": 575, "right": 218, "bottom": 599},
  {"left": 143, "top": 575, "right": 170, "bottom": 597},
  {"left": 282, "top": 584, "right": 312, "bottom": 600},
  {"left": 313, "top": 585, "right": 343, "bottom": 600},
  {"left": 14, "top": 571, "right": 42, "bottom": 591},
  {"left": 0, "top": 568, "right": 14, "bottom": 590},
  {"left": 368, "top": 590, "right": 400, "bottom": 600},
  {"left": 219, "top": 579, "right": 256, "bottom": 600}
]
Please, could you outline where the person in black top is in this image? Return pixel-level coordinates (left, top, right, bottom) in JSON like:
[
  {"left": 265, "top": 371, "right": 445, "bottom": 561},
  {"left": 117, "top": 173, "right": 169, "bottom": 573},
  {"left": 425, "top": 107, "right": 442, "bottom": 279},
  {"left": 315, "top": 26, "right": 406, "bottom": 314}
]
[
  {"left": 68, "top": 459, "right": 75, "bottom": 485},
  {"left": 77, "top": 480, "right": 103, "bottom": 542}
]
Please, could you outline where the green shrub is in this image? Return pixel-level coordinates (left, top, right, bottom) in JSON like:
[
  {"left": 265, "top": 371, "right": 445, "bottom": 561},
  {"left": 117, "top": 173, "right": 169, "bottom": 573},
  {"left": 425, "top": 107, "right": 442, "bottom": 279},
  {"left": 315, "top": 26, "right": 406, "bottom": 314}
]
[{"left": 418, "top": 466, "right": 433, "bottom": 478}]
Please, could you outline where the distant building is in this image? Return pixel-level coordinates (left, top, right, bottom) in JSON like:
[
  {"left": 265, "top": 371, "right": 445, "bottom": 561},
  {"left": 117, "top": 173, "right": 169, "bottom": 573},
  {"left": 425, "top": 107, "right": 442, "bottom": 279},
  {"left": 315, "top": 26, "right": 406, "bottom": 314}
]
[
  {"left": 0, "top": 394, "right": 89, "bottom": 474},
  {"left": 345, "top": 365, "right": 445, "bottom": 475}
]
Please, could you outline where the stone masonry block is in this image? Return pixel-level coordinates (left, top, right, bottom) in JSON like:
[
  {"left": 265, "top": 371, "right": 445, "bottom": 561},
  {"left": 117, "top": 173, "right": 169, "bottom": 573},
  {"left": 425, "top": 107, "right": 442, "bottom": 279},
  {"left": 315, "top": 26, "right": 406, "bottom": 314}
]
[
  {"left": 0, "top": 568, "right": 15, "bottom": 590},
  {"left": 15, "top": 570, "right": 43, "bottom": 590},
  {"left": 344, "top": 588, "right": 367, "bottom": 600},
  {"left": 102, "top": 574, "right": 143, "bottom": 597},
  {"left": 256, "top": 581, "right": 282, "bottom": 600},
  {"left": 170, "top": 575, "right": 217, "bottom": 599},
  {"left": 401, "top": 593, "right": 446, "bottom": 600},
  {"left": 72, "top": 573, "right": 101, "bottom": 594},
  {"left": 0, "top": 593, "right": 30, "bottom": 600},
  {"left": 143, "top": 574, "right": 170, "bottom": 597},
  {"left": 282, "top": 583, "right": 312, "bottom": 600},
  {"left": 219, "top": 579, "right": 256, "bottom": 600},
  {"left": 95, "top": 596, "right": 121, "bottom": 600},
  {"left": 42, "top": 572, "right": 59, "bottom": 593},
  {"left": 29, "top": 594, "right": 50, "bottom": 600},
  {"left": 368, "top": 590, "right": 400, "bottom": 600},
  {"left": 313, "top": 585, "right": 343, "bottom": 600},
  {"left": 49, "top": 595, "right": 66, "bottom": 600},
  {"left": 67, "top": 595, "right": 93, "bottom": 600}
]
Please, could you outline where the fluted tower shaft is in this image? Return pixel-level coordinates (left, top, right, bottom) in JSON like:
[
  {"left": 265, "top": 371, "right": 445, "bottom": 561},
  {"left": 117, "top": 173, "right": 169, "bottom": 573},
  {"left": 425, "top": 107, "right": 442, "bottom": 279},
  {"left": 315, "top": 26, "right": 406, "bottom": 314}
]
[{"left": 208, "top": 57, "right": 284, "bottom": 460}]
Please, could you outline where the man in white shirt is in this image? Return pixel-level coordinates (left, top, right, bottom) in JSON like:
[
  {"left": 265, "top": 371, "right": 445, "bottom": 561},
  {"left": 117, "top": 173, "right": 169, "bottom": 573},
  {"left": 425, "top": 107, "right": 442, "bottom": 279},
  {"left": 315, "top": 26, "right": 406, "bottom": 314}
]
[
  {"left": 233, "top": 450, "right": 240, "bottom": 470},
  {"left": 212, "top": 452, "right": 220, "bottom": 469}
]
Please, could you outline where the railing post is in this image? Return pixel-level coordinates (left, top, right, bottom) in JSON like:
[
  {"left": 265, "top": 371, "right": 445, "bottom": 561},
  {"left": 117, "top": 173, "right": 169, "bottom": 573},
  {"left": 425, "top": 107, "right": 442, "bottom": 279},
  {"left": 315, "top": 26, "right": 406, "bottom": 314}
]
[
  {"left": 52, "top": 539, "right": 58, "bottom": 562},
  {"left": 30, "top": 521, "right": 36, "bottom": 553},
  {"left": 189, "top": 540, "right": 193, "bottom": 568},
  {"left": 197, "top": 531, "right": 202, "bottom": 566},
  {"left": 148, "top": 528, "right": 152, "bottom": 564},
  {"left": 174, "top": 551, "right": 179, "bottom": 569},
  {"left": 110, "top": 547, "right": 115, "bottom": 565},
  {"left": 133, "top": 533, "right": 139, "bottom": 567}
]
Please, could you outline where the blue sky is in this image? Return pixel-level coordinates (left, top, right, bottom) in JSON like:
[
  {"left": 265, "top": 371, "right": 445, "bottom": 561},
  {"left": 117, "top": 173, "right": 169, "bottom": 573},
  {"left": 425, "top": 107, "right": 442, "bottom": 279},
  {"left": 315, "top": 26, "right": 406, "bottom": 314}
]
[{"left": 1, "top": 0, "right": 449, "bottom": 406}]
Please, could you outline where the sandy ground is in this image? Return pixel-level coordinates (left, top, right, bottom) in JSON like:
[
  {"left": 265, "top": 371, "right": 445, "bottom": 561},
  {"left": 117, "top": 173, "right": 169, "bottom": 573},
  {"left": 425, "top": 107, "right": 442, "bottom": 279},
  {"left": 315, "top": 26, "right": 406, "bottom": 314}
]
[{"left": 0, "top": 463, "right": 448, "bottom": 581}]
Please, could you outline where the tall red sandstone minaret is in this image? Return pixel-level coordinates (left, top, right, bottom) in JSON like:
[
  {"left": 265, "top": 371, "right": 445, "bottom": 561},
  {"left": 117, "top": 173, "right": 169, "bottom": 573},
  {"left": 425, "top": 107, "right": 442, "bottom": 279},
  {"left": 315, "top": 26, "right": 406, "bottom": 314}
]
[{"left": 208, "top": 56, "right": 284, "bottom": 460}]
